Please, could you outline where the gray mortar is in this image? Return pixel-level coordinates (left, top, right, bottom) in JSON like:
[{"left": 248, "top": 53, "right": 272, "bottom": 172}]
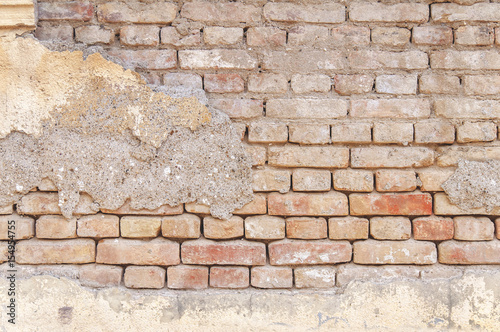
[{"left": 442, "top": 159, "right": 500, "bottom": 212}]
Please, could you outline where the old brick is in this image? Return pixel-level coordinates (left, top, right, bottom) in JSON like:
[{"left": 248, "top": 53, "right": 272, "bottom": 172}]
[
  {"left": 244, "top": 215, "right": 285, "bottom": 240},
  {"left": 36, "top": 25, "right": 74, "bottom": 42},
  {"left": 101, "top": 200, "right": 183, "bottom": 215},
  {"left": 0, "top": 205, "right": 13, "bottom": 215},
  {"left": 38, "top": 178, "right": 57, "bottom": 191},
  {"left": 124, "top": 266, "right": 165, "bottom": 289},
  {"left": 288, "top": 26, "right": 329, "bottom": 47},
  {"left": 414, "top": 121, "right": 455, "bottom": 144},
  {"left": 370, "top": 217, "right": 411, "bottom": 240},
  {"left": 266, "top": 99, "right": 347, "bottom": 119},
  {"left": 455, "top": 26, "right": 494, "bottom": 46},
  {"left": 464, "top": 75, "right": 500, "bottom": 96},
  {"left": 496, "top": 218, "right": 500, "bottom": 239},
  {"left": 286, "top": 217, "right": 327, "bottom": 239},
  {"left": 0, "top": 243, "right": 7, "bottom": 263},
  {"left": 181, "top": 239, "right": 266, "bottom": 266},
  {"left": 269, "top": 240, "right": 352, "bottom": 265},
  {"left": 436, "top": 146, "right": 500, "bottom": 167},
  {"left": 350, "top": 3, "right": 428, "bottom": 23},
  {"left": 334, "top": 75, "right": 373, "bottom": 95},
  {"left": 268, "top": 192, "right": 348, "bottom": 217},
  {"left": 204, "top": 74, "right": 244, "bottom": 93},
  {"left": 0, "top": 215, "right": 34, "bottom": 240},
  {"left": 120, "top": 216, "right": 161, "bottom": 238},
  {"left": 417, "top": 168, "right": 454, "bottom": 192},
  {"left": 252, "top": 169, "right": 290, "bottom": 193},
  {"left": 372, "top": 27, "right": 410, "bottom": 47},
  {"left": 292, "top": 169, "right": 331, "bottom": 192},
  {"left": 431, "top": 51, "right": 500, "bottom": 70},
  {"left": 120, "top": 26, "right": 159, "bottom": 47},
  {"left": 181, "top": 2, "right": 260, "bottom": 24},
  {"left": 333, "top": 170, "right": 373, "bottom": 192},
  {"left": 351, "top": 99, "right": 430, "bottom": 119},
  {"left": 98, "top": 2, "right": 177, "bottom": 24},
  {"left": 373, "top": 122, "right": 414, "bottom": 144},
  {"left": 331, "top": 25, "right": 370, "bottom": 46},
  {"left": 412, "top": 26, "right": 453, "bottom": 46},
  {"left": 80, "top": 264, "right": 122, "bottom": 288},
  {"left": 38, "top": 2, "right": 93, "bottom": 21},
  {"left": 329, "top": 217, "right": 369, "bottom": 240},
  {"left": 350, "top": 193, "right": 433, "bottom": 216},
  {"left": 291, "top": 74, "right": 330, "bottom": 94},
  {"left": 167, "top": 265, "right": 208, "bottom": 289},
  {"left": 233, "top": 194, "right": 267, "bottom": 215},
  {"left": 269, "top": 146, "right": 349, "bottom": 168},
  {"left": 294, "top": 267, "right": 335, "bottom": 288},
  {"left": 375, "top": 75, "right": 417, "bottom": 95},
  {"left": 375, "top": 170, "right": 417, "bottom": 192},
  {"left": 179, "top": 50, "right": 257, "bottom": 70},
  {"left": 349, "top": 50, "right": 428, "bottom": 70},
  {"left": 209, "top": 99, "right": 263, "bottom": 119},
  {"left": 107, "top": 50, "right": 176, "bottom": 70},
  {"left": 77, "top": 214, "right": 119, "bottom": 238},
  {"left": 164, "top": 73, "right": 202, "bottom": 90},
  {"left": 251, "top": 266, "right": 293, "bottom": 289},
  {"left": 264, "top": 3, "right": 344, "bottom": 23},
  {"left": 162, "top": 214, "right": 200, "bottom": 239},
  {"left": 16, "top": 239, "right": 95, "bottom": 264},
  {"left": 141, "top": 73, "right": 162, "bottom": 86},
  {"left": 454, "top": 216, "right": 494, "bottom": 241},
  {"left": 18, "top": 192, "right": 97, "bottom": 215},
  {"left": 351, "top": 147, "right": 434, "bottom": 168},
  {"left": 204, "top": 27, "right": 243, "bottom": 45},
  {"left": 160, "top": 27, "right": 200, "bottom": 47},
  {"left": 413, "top": 216, "right": 454, "bottom": 241},
  {"left": 434, "top": 192, "right": 500, "bottom": 215},
  {"left": 263, "top": 51, "right": 345, "bottom": 73},
  {"left": 248, "top": 74, "right": 287, "bottom": 94},
  {"left": 36, "top": 215, "right": 76, "bottom": 239},
  {"left": 289, "top": 124, "right": 330, "bottom": 145},
  {"left": 75, "top": 26, "right": 114, "bottom": 44},
  {"left": 247, "top": 27, "right": 286, "bottom": 47},
  {"left": 353, "top": 240, "right": 436, "bottom": 265},
  {"left": 336, "top": 264, "right": 420, "bottom": 287},
  {"left": 204, "top": 216, "right": 244, "bottom": 240},
  {"left": 210, "top": 266, "right": 249, "bottom": 289},
  {"left": 457, "top": 122, "right": 496, "bottom": 143},
  {"left": 439, "top": 240, "right": 500, "bottom": 264},
  {"left": 432, "top": 3, "right": 500, "bottom": 23},
  {"left": 96, "top": 238, "right": 179, "bottom": 265},
  {"left": 331, "top": 122, "right": 372, "bottom": 143}
]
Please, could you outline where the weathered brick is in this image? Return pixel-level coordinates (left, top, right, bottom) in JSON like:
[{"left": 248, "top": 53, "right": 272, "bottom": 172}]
[
  {"left": 98, "top": 2, "right": 177, "bottom": 24},
  {"left": 372, "top": 27, "right": 411, "bottom": 47},
  {"left": 294, "top": 267, "right": 335, "bottom": 288},
  {"left": 413, "top": 216, "right": 454, "bottom": 241},
  {"left": 414, "top": 121, "right": 455, "bottom": 144},
  {"left": 247, "top": 27, "right": 286, "bottom": 47},
  {"left": 331, "top": 122, "right": 372, "bottom": 143},
  {"left": 160, "top": 27, "right": 201, "bottom": 47},
  {"left": 233, "top": 194, "right": 267, "bottom": 215},
  {"left": 36, "top": 215, "right": 76, "bottom": 239},
  {"left": 455, "top": 26, "right": 494, "bottom": 46},
  {"left": 35, "top": 25, "right": 74, "bottom": 42},
  {"left": 266, "top": 99, "right": 347, "bottom": 119},
  {"left": 288, "top": 26, "right": 329, "bottom": 47},
  {"left": 101, "top": 201, "right": 183, "bottom": 215},
  {"left": 16, "top": 239, "right": 95, "bottom": 264},
  {"left": 454, "top": 216, "right": 494, "bottom": 241},
  {"left": 350, "top": 193, "right": 433, "bottom": 216},
  {"left": 210, "top": 266, "right": 249, "bottom": 289},
  {"left": 286, "top": 217, "right": 327, "bottom": 239},
  {"left": 204, "top": 27, "right": 243, "bottom": 45},
  {"left": 79, "top": 264, "right": 122, "bottom": 288},
  {"left": 245, "top": 145, "right": 266, "bottom": 166},
  {"left": 120, "top": 25, "right": 159, "bottom": 47},
  {"left": 375, "top": 170, "right": 417, "bottom": 192},
  {"left": 251, "top": 266, "right": 293, "bottom": 289},
  {"left": 164, "top": 73, "right": 202, "bottom": 90},
  {"left": 417, "top": 168, "right": 454, "bottom": 192},
  {"left": 204, "top": 74, "right": 244, "bottom": 93},
  {"left": 179, "top": 50, "right": 257, "bottom": 70},
  {"left": 436, "top": 146, "right": 500, "bottom": 167},
  {"left": 181, "top": 2, "right": 261, "bottom": 24},
  {"left": 263, "top": 51, "right": 345, "bottom": 73},
  {"left": 373, "top": 122, "right": 414, "bottom": 144},
  {"left": 141, "top": 73, "right": 162, "bottom": 86},
  {"left": 370, "top": 217, "right": 411, "bottom": 240},
  {"left": 269, "top": 146, "right": 349, "bottom": 168},
  {"left": 181, "top": 239, "right": 266, "bottom": 266},
  {"left": 353, "top": 240, "right": 436, "bottom": 265},
  {"left": 161, "top": 214, "right": 200, "bottom": 239},
  {"left": 350, "top": 3, "right": 428, "bottom": 23},
  {"left": 204, "top": 216, "right": 244, "bottom": 240},
  {"left": 268, "top": 192, "right": 348, "bottom": 217},
  {"left": 248, "top": 74, "right": 287, "bottom": 94},
  {"left": 0, "top": 243, "right": 7, "bottom": 263},
  {"left": 75, "top": 26, "right": 114, "bottom": 44},
  {"left": 464, "top": 75, "right": 500, "bottom": 96},
  {"left": 96, "top": 238, "right": 179, "bottom": 265},
  {"left": 252, "top": 169, "right": 290, "bottom": 193},
  {"left": 38, "top": 178, "right": 57, "bottom": 191},
  {"left": 124, "top": 266, "right": 165, "bottom": 289},
  {"left": 18, "top": 192, "right": 97, "bottom": 215},
  {"left": 289, "top": 124, "right": 330, "bottom": 145},
  {"left": 457, "top": 121, "right": 496, "bottom": 143},
  {"left": 0, "top": 205, "right": 13, "bottom": 215},
  {"left": 432, "top": 3, "right": 500, "bottom": 23},
  {"left": 264, "top": 3, "right": 344, "bottom": 23},
  {"left": 291, "top": 74, "right": 331, "bottom": 94},
  {"left": 496, "top": 218, "right": 500, "bottom": 239},
  {"left": 269, "top": 240, "right": 352, "bottom": 265},
  {"left": 167, "top": 265, "right": 208, "bottom": 289},
  {"left": 292, "top": 169, "right": 331, "bottom": 192},
  {"left": 107, "top": 50, "right": 177, "bottom": 70},
  {"left": 331, "top": 25, "right": 370, "bottom": 46},
  {"left": 375, "top": 75, "right": 417, "bottom": 95},
  {"left": 76, "top": 214, "right": 119, "bottom": 238},
  {"left": 351, "top": 147, "right": 434, "bottom": 168},
  {"left": 334, "top": 74, "right": 373, "bottom": 95},
  {"left": 38, "top": 2, "right": 93, "bottom": 21},
  {"left": 350, "top": 99, "right": 431, "bottom": 119},
  {"left": 336, "top": 264, "right": 420, "bottom": 287},
  {"left": 439, "top": 240, "right": 500, "bottom": 264},
  {"left": 333, "top": 169, "right": 373, "bottom": 192},
  {"left": 209, "top": 99, "right": 262, "bottom": 119},
  {"left": 329, "top": 217, "right": 369, "bottom": 240},
  {"left": 244, "top": 215, "right": 285, "bottom": 240},
  {"left": 0, "top": 215, "right": 34, "bottom": 240},
  {"left": 412, "top": 26, "right": 453, "bottom": 46},
  {"left": 120, "top": 216, "right": 161, "bottom": 238},
  {"left": 431, "top": 51, "right": 500, "bottom": 70},
  {"left": 349, "top": 51, "right": 428, "bottom": 70},
  {"left": 434, "top": 192, "right": 500, "bottom": 215}
]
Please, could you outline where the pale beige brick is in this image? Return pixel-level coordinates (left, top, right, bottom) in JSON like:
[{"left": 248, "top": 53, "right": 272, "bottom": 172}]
[
  {"left": 120, "top": 25, "right": 159, "bottom": 46},
  {"left": 432, "top": 3, "right": 500, "bottom": 23},
  {"left": 289, "top": 124, "right": 330, "bottom": 145},
  {"left": 80, "top": 264, "right": 123, "bottom": 288},
  {"left": 419, "top": 75, "right": 461, "bottom": 95},
  {"left": 77, "top": 214, "right": 119, "bottom": 238},
  {"left": 349, "top": 51, "right": 428, "bottom": 70},
  {"left": 36, "top": 25, "right": 74, "bottom": 42},
  {"left": 376, "top": 170, "right": 417, "bottom": 192},
  {"left": 412, "top": 26, "right": 453, "bottom": 46},
  {"left": 351, "top": 99, "right": 431, "bottom": 119},
  {"left": 370, "top": 217, "right": 411, "bottom": 240},
  {"left": 164, "top": 73, "right": 203, "bottom": 90},
  {"left": 286, "top": 217, "right": 327, "bottom": 239},
  {"left": 464, "top": 75, "right": 500, "bottom": 96},
  {"left": 269, "top": 146, "right": 349, "bottom": 168},
  {"left": 75, "top": 26, "right": 114, "bottom": 44},
  {"left": 181, "top": 2, "right": 260, "bottom": 24},
  {"left": 17, "top": 239, "right": 96, "bottom": 264},
  {"left": 351, "top": 147, "right": 434, "bottom": 168},
  {"left": 38, "top": 178, "right": 57, "bottom": 191},
  {"left": 266, "top": 99, "right": 347, "bottom": 119},
  {"left": 248, "top": 122, "right": 288, "bottom": 143},
  {"left": 251, "top": 266, "right": 293, "bottom": 289},
  {"left": 372, "top": 27, "right": 410, "bottom": 47},
  {"left": 295, "top": 267, "right": 335, "bottom": 288},
  {"left": 434, "top": 193, "right": 500, "bottom": 216},
  {"left": 437, "top": 146, "right": 500, "bottom": 167},
  {"left": 334, "top": 75, "right": 373, "bottom": 95},
  {"left": 417, "top": 168, "right": 454, "bottom": 192},
  {"left": 457, "top": 121, "right": 497, "bottom": 143},
  {"left": 262, "top": 51, "right": 345, "bottom": 73},
  {"left": 162, "top": 214, "right": 200, "bottom": 239},
  {"left": 161, "top": 27, "right": 200, "bottom": 47},
  {"left": 248, "top": 74, "right": 288, "bottom": 94},
  {"left": 179, "top": 50, "right": 257, "bottom": 70},
  {"left": 101, "top": 201, "right": 182, "bottom": 215},
  {"left": 209, "top": 99, "right": 263, "bottom": 119},
  {"left": 0, "top": 214, "right": 34, "bottom": 240},
  {"left": 331, "top": 25, "right": 370, "bottom": 46},
  {"left": 337, "top": 264, "right": 420, "bottom": 287},
  {"left": 455, "top": 26, "right": 494, "bottom": 46},
  {"left": 203, "top": 27, "right": 243, "bottom": 45},
  {"left": 252, "top": 169, "right": 290, "bottom": 193},
  {"left": 454, "top": 216, "right": 494, "bottom": 241},
  {"left": 375, "top": 75, "right": 417, "bottom": 95},
  {"left": 350, "top": 3, "right": 428, "bottom": 23},
  {"left": 288, "top": 26, "right": 329, "bottom": 47},
  {"left": 98, "top": 2, "right": 177, "bottom": 24},
  {"left": 292, "top": 169, "right": 331, "bottom": 192},
  {"left": 353, "top": 240, "right": 436, "bottom": 265},
  {"left": 36, "top": 215, "right": 76, "bottom": 239},
  {"left": 431, "top": 51, "right": 500, "bottom": 70},
  {"left": 333, "top": 170, "right": 373, "bottom": 192},
  {"left": 0, "top": 205, "right": 13, "bottom": 215},
  {"left": 291, "top": 74, "right": 331, "bottom": 94},
  {"left": 329, "top": 217, "right": 369, "bottom": 240},
  {"left": 233, "top": 194, "right": 267, "bottom": 215},
  {"left": 331, "top": 122, "right": 371, "bottom": 143},
  {"left": 124, "top": 266, "right": 165, "bottom": 289},
  {"left": 96, "top": 238, "right": 179, "bottom": 265},
  {"left": 204, "top": 216, "right": 244, "bottom": 240},
  {"left": 414, "top": 121, "right": 455, "bottom": 144},
  {"left": 120, "top": 216, "right": 161, "bottom": 238},
  {"left": 268, "top": 192, "right": 348, "bottom": 217},
  {"left": 373, "top": 122, "right": 414, "bottom": 144},
  {"left": 247, "top": 27, "right": 286, "bottom": 47},
  {"left": 435, "top": 99, "right": 500, "bottom": 119},
  {"left": 18, "top": 192, "right": 97, "bottom": 215},
  {"left": 244, "top": 215, "right": 285, "bottom": 240},
  {"left": 264, "top": 3, "right": 345, "bottom": 23},
  {"left": 245, "top": 145, "right": 266, "bottom": 166}
]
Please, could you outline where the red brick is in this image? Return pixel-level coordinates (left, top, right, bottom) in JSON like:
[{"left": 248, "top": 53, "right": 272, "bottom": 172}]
[
  {"left": 233, "top": 194, "right": 267, "bottom": 215},
  {"left": 269, "top": 240, "right": 352, "bottom": 265},
  {"left": 439, "top": 240, "right": 500, "bottom": 264},
  {"left": 294, "top": 267, "right": 336, "bottom": 288},
  {"left": 96, "top": 238, "right": 179, "bottom": 266},
  {"left": 79, "top": 264, "right": 123, "bottom": 288},
  {"left": 354, "top": 240, "right": 437, "bottom": 265},
  {"left": 181, "top": 2, "right": 261, "bottom": 24},
  {"left": 350, "top": 193, "right": 433, "bottom": 216},
  {"left": 210, "top": 266, "right": 249, "bottom": 289},
  {"left": 107, "top": 50, "right": 177, "bottom": 70},
  {"left": 181, "top": 239, "right": 266, "bottom": 266},
  {"left": 167, "top": 265, "right": 208, "bottom": 289},
  {"left": 36, "top": 215, "right": 76, "bottom": 239},
  {"left": 286, "top": 217, "right": 327, "bottom": 239},
  {"left": 204, "top": 216, "right": 244, "bottom": 240},
  {"left": 101, "top": 200, "right": 182, "bottom": 215},
  {"left": 370, "top": 217, "right": 411, "bottom": 240},
  {"left": 454, "top": 216, "right": 494, "bottom": 241},
  {"left": 17, "top": 192, "right": 97, "bottom": 215},
  {"left": 412, "top": 26, "right": 453, "bottom": 46},
  {"left": 375, "top": 170, "right": 417, "bottom": 192},
  {"left": 38, "top": 2, "right": 93, "bottom": 21},
  {"left": 97, "top": 2, "right": 177, "bottom": 24},
  {"left": 0, "top": 215, "right": 34, "bottom": 240},
  {"left": 247, "top": 27, "right": 286, "bottom": 47},
  {"left": 204, "top": 74, "right": 244, "bottom": 93},
  {"left": 77, "top": 214, "right": 119, "bottom": 238},
  {"left": 124, "top": 266, "right": 165, "bottom": 289},
  {"left": 161, "top": 214, "right": 200, "bottom": 239},
  {"left": 268, "top": 192, "right": 348, "bottom": 217},
  {"left": 413, "top": 216, "right": 454, "bottom": 241},
  {"left": 329, "top": 217, "right": 369, "bottom": 240},
  {"left": 16, "top": 239, "right": 95, "bottom": 264},
  {"left": 251, "top": 266, "right": 293, "bottom": 289},
  {"left": 244, "top": 216, "right": 285, "bottom": 240},
  {"left": 269, "top": 146, "right": 349, "bottom": 168},
  {"left": 209, "top": 99, "right": 263, "bottom": 119}
]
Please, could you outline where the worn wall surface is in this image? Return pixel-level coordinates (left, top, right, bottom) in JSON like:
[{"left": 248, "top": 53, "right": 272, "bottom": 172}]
[{"left": 2, "top": 0, "right": 500, "bottom": 330}]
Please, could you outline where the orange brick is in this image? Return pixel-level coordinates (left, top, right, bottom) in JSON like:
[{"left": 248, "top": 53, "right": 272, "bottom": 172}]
[
  {"left": 16, "top": 239, "right": 95, "bottom": 264},
  {"left": 101, "top": 201, "right": 183, "bottom": 215},
  {"left": 375, "top": 170, "right": 417, "bottom": 192},
  {"left": 77, "top": 214, "right": 119, "bottom": 238},
  {"left": 439, "top": 240, "right": 500, "bottom": 264},
  {"left": 286, "top": 217, "right": 327, "bottom": 239},
  {"left": 36, "top": 215, "right": 76, "bottom": 239},
  {"left": 252, "top": 169, "right": 291, "bottom": 193},
  {"left": 268, "top": 192, "right": 348, "bottom": 216},
  {"left": 328, "top": 217, "right": 369, "bottom": 240},
  {"left": 124, "top": 266, "right": 165, "bottom": 289},
  {"left": 294, "top": 267, "right": 336, "bottom": 288},
  {"left": 204, "top": 74, "right": 244, "bottom": 93},
  {"left": 167, "top": 265, "right": 208, "bottom": 289},
  {"left": 354, "top": 240, "right": 436, "bottom": 265},
  {"left": 269, "top": 240, "right": 351, "bottom": 265},
  {"left": 161, "top": 214, "right": 200, "bottom": 239},
  {"left": 181, "top": 239, "right": 266, "bottom": 266},
  {"left": 292, "top": 169, "right": 331, "bottom": 192},
  {"left": 120, "top": 216, "right": 161, "bottom": 238},
  {"left": 0, "top": 215, "right": 34, "bottom": 240},
  {"left": 454, "top": 216, "right": 494, "bottom": 241},
  {"left": 251, "top": 266, "right": 293, "bottom": 289},
  {"left": 204, "top": 216, "right": 244, "bottom": 240},
  {"left": 244, "top": 215, "right": 285, "bottom": 240},
  {"left": 233, "top": 194, "right": 267, "bottom": 215},
  {"left": 370, "top": 217, "right": 411, "bottom": 240},
  {"left": 96, "top": 238, "right": 179, "bottom": 265},
  {"left": 413, "top": 216, "right": 454, "bottom": 241},
  {"left": 79, "top": 264, "right": 123, "bottom": 288},
  {"left": 210, "top": 266, "right": 249, "bottom": 289},
  {"left": 18, "top": 192, "right": 97, "bottom": 215},
  {"left": 350, "top": 193, "right": 433, "bottom": 216}
]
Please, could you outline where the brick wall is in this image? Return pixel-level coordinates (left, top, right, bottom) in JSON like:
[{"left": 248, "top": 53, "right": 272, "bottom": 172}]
[{"left": 3, "top": 0, "right": 500, "bottom": 290}]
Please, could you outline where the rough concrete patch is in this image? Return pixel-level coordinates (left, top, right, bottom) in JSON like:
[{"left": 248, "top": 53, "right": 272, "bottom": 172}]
[{"left": 442, "top": 160, "right": 500, "bottom": 212}]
